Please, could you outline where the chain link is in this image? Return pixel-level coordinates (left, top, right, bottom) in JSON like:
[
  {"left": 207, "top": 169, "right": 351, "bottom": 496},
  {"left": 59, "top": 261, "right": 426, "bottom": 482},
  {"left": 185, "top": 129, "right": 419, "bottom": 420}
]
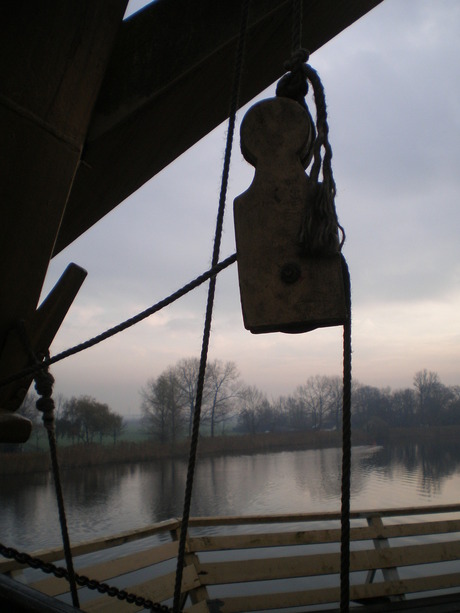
[{"left": 0, "top": 542, "right": 177, "bottom": 612}]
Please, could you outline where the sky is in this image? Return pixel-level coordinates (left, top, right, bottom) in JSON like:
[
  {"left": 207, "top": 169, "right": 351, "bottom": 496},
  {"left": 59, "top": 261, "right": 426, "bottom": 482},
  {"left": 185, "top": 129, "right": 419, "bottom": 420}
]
[{"left": 41, "top": 0, "right": 460, "bottom": 416}]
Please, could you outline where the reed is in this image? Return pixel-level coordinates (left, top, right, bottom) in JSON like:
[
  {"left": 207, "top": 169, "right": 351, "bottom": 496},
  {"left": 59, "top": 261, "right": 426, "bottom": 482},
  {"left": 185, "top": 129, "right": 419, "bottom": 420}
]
[{"left": 1, "top": 426, "right": 448, "bottom": 476}]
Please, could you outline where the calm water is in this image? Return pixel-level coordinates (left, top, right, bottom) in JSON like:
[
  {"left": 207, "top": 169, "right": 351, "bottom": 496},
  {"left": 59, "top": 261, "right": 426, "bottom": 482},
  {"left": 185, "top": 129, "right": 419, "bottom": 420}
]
[{"left": 1, "top": 442, "right": 460, "bottom": 553}]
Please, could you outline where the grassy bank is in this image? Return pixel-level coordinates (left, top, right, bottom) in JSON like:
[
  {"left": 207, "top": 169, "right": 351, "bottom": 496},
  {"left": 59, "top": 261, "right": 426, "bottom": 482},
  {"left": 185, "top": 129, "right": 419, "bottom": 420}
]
[
  {"left": 1, "top": 427, "right": 457, "bottom": 476},
  {"left": 0, "top": 430, "right": 365, "bottom": 475}
]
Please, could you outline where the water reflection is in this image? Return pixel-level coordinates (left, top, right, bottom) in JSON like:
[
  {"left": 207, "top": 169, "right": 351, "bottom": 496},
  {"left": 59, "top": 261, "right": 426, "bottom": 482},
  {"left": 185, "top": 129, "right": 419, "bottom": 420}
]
[
  {"left": 359, "top": 442, "right": 460, "bottom": 499},
  {"left": 1, "top": 442, "right": 460, "bottom": 553}
]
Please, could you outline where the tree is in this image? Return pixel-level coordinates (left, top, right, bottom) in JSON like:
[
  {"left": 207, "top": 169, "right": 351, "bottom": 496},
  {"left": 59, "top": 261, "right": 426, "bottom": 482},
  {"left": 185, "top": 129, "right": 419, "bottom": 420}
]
[
  {"left": 352, "top": 383, "right": 391, "bottom": 429},
  {"left": 237, "top": 385, "right": 268, "bottom": 434},
  {"left": 174, "top": 357, "right": 210, "bottom": 437},
  {"left": 296, "top": 375, "right": 339, "bottom": 430},
  {"left": 284, "top": 394, "right": 308, "bottom": 431},
  {"left": 205, "top": 360, "right": 241, "bottom": 436},
  {"left": 107, "top": 412, "right": 125, "bottom": 444},
  {"left": 413, "top": 370, "right": 451, "bottom": 425},
  {"left": 142, "top": 358, "right": 242, "bottom": 440},
  {"left": 325, "top": 376, "right": 342, "bottom": 430},
  {"left": 141, "top": 368, "right": 186, "bottom": 443},
  {"left": 391, "top": 388, "right": 416, "bottom": 427},
  {"left": 58, "top": 396, "right": 119, "bottom": 444}
]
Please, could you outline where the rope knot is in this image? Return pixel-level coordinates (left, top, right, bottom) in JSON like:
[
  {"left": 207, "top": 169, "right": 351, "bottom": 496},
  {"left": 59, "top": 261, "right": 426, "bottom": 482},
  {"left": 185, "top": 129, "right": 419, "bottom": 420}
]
[
  {"left": 34, "top": 368, "right": 55, "bottom": 431},
  {"left": 283, "top": 47, "right": 309, "bottom": 71},
  {"left": 276, "top": 48, "right": 310, "bottom": 107}
]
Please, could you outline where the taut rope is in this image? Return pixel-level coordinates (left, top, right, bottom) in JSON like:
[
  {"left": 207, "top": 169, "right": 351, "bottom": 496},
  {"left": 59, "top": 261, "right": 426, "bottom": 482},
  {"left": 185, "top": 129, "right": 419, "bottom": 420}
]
[{"left": 172, "top": 1, "right": 251, "bottom": 610}]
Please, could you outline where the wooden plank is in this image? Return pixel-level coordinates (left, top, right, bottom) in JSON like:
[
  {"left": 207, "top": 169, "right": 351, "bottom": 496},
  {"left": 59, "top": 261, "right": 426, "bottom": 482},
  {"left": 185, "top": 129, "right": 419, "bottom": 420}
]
[
  {"left": 349, "top": 592, "right": 460, "bottom": 612},
  {"left": 0, "top": 0, "right": 127, "bottom": 425},
  {"left": 0, "top": 263, "right": 87, "bottom": 421},
  {"left": 3, "top": 507, "right": 459, "bottom": 574},
  {"left": 186, "top": 601, "right": 210, "bottom": 613},
  {"left": 0, "top": 110, "right": 81, "bottom": 413},
  {"left": 31, "top": 541, "right": 178, "bottom": 597},
  {"left": 0, "top": 1, "right": 128, "bottom": 143},
  {"left": 83, "top": 564, "right": 200, "bottom": 613},
  {"left": 198, "top": 541, "right": 460, "bottom": 584},
  {"left": 0, "top": 519, "right": 179, "bottom": 574},
  {"left": 185, "top": 503, "right": 460, "bottom": 527},
  {"left": 365, "top": 516, "right": 404, "bottom": 601},
  {"left": 188, "top": 518, "right": 460, "bottom": 552},
  {"left": 378, "top": 519, "right": 460, "bottom": 540},
  {"left": 215, "top": 573, "right": 460, "bottom": 612},
  {"left": 54, "top": 0, "right": 384, "bottom": 254}
]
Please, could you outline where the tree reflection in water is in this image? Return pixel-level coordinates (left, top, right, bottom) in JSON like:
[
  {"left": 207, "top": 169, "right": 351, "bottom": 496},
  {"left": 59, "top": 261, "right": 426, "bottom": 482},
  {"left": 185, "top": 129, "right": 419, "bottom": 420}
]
[{"left": 1, "top": 441, "right": 460, "bottom": 552}]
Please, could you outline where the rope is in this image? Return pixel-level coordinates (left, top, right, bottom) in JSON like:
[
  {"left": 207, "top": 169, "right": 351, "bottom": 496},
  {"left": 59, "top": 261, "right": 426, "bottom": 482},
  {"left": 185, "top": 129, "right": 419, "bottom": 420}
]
[
  {"left": 0, "top": 254, "right": 237, "bottom": 391},
  {"left": 0, "top": 542, "right": 175, "bottom": 612},
  {"left": 291, "top": 0, "right": 303, "bottom": 54},
  {"left": 340, "top": 256, "right": 352, "bottom": 613},
  {"left": 173, "top": 1, "right": 250, "bottom": 610},
  {"left": 33, "top": 361, "right": 80, "bottom": 609},
  {"left": 14, "top": 323, "right": 81, "bottom": 608},
  {"left": 276, "top": 51, "right": 345, "bottom": 257},
  {"left": 281, "top": 13, "right": 353, "bottom": 606}
]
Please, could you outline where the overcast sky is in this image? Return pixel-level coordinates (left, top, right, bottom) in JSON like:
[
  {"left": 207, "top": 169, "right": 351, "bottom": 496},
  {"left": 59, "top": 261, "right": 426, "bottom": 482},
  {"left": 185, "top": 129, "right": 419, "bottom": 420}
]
[{"left": 42, "top": 0, "right": 460, "bottom": 416}]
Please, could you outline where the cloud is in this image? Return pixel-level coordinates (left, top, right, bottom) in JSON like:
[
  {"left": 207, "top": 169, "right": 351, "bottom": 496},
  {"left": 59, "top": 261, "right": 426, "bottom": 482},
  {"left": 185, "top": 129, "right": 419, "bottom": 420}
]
[{"left": 43, "top": 0, "right": 460, "bottom": 414}]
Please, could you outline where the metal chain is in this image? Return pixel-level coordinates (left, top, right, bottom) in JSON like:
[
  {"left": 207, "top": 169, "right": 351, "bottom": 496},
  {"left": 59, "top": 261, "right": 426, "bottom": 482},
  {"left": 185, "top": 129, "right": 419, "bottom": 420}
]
[{"left": 0, "top": 542, "right": 176, "bottom": 612}]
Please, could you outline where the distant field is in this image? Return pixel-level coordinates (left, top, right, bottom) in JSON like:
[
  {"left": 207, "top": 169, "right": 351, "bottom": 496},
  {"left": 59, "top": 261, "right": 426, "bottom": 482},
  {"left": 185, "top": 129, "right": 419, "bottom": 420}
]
[{"left": 17, "top": 418, "right": 150, "bottom": 452}]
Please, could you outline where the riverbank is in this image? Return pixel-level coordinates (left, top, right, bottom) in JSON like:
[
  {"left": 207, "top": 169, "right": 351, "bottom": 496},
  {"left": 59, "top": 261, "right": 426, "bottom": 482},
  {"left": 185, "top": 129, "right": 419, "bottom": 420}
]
[{"left": 1, "top": 426, "right": 459, "bottom": 475}]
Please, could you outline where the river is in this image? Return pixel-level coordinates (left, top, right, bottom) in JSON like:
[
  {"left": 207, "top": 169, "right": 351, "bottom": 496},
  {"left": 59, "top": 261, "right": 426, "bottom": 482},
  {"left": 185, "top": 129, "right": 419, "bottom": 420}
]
[{"left": 1, "top": 441, "right": 460, "bottom": 554}]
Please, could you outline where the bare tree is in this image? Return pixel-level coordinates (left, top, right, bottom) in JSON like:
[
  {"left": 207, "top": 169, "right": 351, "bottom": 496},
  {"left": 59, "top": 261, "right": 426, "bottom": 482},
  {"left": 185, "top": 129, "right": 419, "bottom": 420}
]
[
  {"left": 391, "top": 388, "right": 416, "bottom": 427},
  {"left": 205, "top": 360, "right": 241, "bottom": 436},
  {"left": 141, "top": 368, "right": 186, "bottom": 444},
  {"left": 175, "top": 357, "right": 211, "bottom": 437},
  {"left": 238, "top": 385, "right": 267, "bottom": 434},
  {"left": 296, "top": 375, "right": 336, "bottom": 430}
]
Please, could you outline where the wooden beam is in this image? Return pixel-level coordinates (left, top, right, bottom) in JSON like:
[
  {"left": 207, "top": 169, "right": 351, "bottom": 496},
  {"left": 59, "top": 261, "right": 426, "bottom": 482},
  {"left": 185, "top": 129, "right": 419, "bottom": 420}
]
[
  {"left": 0, "top": 1, "right": 127, "bottom": 433},
  {"left": 54, "top": 0, "right": 384, "bottom": 254}
]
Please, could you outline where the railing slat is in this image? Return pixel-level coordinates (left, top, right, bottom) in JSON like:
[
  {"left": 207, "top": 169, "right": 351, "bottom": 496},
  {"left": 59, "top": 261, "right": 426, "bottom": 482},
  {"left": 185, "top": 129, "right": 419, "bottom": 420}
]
[
  {"left": 213, "top": 572, "right": 460, "bottom": 612},
  {"left": 188, "top": 518, "right": 460, "bottom": 552},
  {"left": 2, "top": 504, "right": 460, "bottom": 611},
  {"left": 198, "top": 541, "right": 460, "bottom": 584},
  {"left": 0, "top": 518, "right": 180, "bottom": 574},
  {"left": 31, "top": 541, "right": 178, "bottom": 597},
  {"left": 83, "top": 564, "right": 199, "bottom": 613}
]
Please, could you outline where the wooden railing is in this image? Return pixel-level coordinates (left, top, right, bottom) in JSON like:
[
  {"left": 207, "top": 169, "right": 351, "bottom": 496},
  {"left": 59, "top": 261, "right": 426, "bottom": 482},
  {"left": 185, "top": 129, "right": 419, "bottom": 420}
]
[{"left": 2, "top": 504, "right": 460, "bottom": 612}]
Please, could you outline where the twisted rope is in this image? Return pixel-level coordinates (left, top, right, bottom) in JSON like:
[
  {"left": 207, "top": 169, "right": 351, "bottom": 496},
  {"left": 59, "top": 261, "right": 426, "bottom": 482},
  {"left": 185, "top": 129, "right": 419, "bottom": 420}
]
[
  {"left": 14, "top": 323, "right": 81, "bottom": 608},
  {"left": 33, "top": 361, "right": 80, "bottom": 609},
  {"left": 291, "top": 0, "right": 303, "bottom": 54},
  {"left": 276, "top": 49, "right": 345, "bottom": 257},
  {"left": 340, "top": 256, "right": 352, "bottom": 613},
  {"left": 173, "top": 1, "right": 250, "bottom": 610}
]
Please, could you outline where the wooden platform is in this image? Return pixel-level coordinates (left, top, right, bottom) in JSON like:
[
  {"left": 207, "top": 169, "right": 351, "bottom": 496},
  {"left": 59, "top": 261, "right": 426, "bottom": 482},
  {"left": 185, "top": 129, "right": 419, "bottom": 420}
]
[
  {"left": 1, "top": 504, "right": 460, "bottom": 612},
  {"left": 343, "top": 592, "right": 460, "bottom": 612}
]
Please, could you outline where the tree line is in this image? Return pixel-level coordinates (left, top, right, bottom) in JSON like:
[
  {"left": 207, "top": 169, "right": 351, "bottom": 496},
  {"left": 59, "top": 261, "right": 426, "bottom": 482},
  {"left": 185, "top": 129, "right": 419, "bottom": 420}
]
[
  {"left": 142, "top": 361, "right": 460, "bottom": 442},
  {"left": 18, "top": 394, "right": 125, "bottom": 448},
  {"left": 14, "top": 362, "right": 460, "bottom": 450}
]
